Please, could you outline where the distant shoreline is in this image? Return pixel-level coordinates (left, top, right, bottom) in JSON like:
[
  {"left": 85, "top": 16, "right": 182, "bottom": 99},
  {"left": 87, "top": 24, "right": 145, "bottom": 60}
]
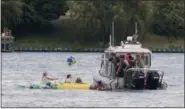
[
  {"left": 2, "top": 34, "right": 184, "bottom": 53},
  {"left": 2, "top": 48, "right": 184, "bottom": 53},
  {"left": 14, "top": 34, "right": 184, "bottom": 50}
]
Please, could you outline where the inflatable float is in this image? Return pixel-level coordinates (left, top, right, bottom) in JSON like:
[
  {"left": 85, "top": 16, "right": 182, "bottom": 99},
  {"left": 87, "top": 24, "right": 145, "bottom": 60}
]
[
  {"left": 68, "top": 61, "right": 76, "bottom": 66},
  {"left": 18, "top": 83, "right": 90, "bottom": 90},
  {"left": 57, "top": 83, "right": 90, "bottom": 89}
]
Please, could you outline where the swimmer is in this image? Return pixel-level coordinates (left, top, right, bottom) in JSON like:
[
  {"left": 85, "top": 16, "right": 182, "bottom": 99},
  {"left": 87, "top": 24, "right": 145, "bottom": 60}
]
[
  {"left": 89, "top": 81, "right": 105, "bottom": 91},
  {"left": 67, "top": 56, "right": 76, "bottom": 66},
  {"left": 70, "top": 56, "right": 76, "bottom": 62},
  {"left": 75, "top": 77, "right": 83, "bottom": 84},
  {"left": 41, "top": 72, "right": 58, "bottom": 87},
  {"left": 64, "top": 74, "right": 72, "bottom": 83}
]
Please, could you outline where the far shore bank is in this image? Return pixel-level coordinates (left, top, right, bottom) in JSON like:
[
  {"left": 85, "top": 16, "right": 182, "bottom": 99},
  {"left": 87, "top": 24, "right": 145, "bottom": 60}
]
[
  {"left": 13, "top": 34, "right": 184, "bottom": 50},
  {"left": 2, "top": 47, "right": 184, "bottom": 53},
  {"left": 2, "top": 33, "right": 183, "bottom": 53}
]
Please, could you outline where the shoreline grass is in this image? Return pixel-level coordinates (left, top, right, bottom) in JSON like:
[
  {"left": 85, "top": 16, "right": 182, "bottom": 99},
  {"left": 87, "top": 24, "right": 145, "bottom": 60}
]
[{"left": 15, "top": 34, "right": 184, "bottom": 49}]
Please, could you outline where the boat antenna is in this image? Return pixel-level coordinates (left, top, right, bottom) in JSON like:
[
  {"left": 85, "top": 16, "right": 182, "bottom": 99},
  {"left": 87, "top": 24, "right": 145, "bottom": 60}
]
[
  {"left": 112, "top": 21, "right": 114, "bottom": 46},
  {"left": 135, "top": 22, "right": 138, "bottom": 35},
  {"left": 133, "top": 22, "right": 138, "bottom": 40},
  {"left": 109, "top": 34, "right": 112, "bottom": 47},
  {"left": 109, "top": 21, "right": 114, "bottom": 47}
]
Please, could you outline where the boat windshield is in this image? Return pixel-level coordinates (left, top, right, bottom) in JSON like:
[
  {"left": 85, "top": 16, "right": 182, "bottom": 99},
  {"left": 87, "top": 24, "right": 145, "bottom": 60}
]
[
  {"left": 101, "top": 52, "right": 151, "bottom": 78},
  {"left": 116, "top": 52, "right": 151, "bottom": 67}
]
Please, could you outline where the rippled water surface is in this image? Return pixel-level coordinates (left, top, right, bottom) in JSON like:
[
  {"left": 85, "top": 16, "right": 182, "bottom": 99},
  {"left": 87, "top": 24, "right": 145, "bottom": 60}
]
[{"left": 1, "top": 52, "right": 184, "bottom": 107}]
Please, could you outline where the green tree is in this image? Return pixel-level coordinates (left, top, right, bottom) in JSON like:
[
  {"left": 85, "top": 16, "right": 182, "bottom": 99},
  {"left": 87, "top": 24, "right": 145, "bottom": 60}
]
[
  {"left": 14, "top": 0, "right": 67, "bottom": 35},
  {"left": 30, "top": 0, "right": 67, "bottom": 20},
  {"left": 1, "top": 0, "right": 23, "bottom": 30},
  {"left": 59, "top": 0, "right": 155, "bottom": 44},
  {"left": 64, "top": 0, "right": 128, "bottom": 43},
  {"left": 152, "top": 1, "right": 185, "bottom": 37}
]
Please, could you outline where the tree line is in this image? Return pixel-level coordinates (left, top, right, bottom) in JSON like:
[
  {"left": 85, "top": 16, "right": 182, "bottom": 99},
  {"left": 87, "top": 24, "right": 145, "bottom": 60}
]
[{"left": 2, "top": 0, "right": 184, "bottom": 44}]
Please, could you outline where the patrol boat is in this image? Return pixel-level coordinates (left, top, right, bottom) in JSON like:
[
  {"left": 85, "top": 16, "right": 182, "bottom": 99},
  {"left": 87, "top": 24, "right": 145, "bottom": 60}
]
[{"left": 93, "top": 22, "right": 167, "bottom": 90}]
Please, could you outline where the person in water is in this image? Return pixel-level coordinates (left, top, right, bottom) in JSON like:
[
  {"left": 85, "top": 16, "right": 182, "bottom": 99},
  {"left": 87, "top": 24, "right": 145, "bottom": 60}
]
[
  {"left": 64, "top": 74, "right": 72, "bottom": 83},
  {"left": 75, "top": 77, "right": 83, "bottom": 84},
  {"left": 70, "top": 56, "right": 76, "bottom": 61},
  {"left": 89, "top": 81, "right": 105, "bottom": 91},
  {"left": 41, "top": 72, "right": 58, "bottom": 87},
  {"left": 67, "top": 56, "right": 76, "bottom": 66}
]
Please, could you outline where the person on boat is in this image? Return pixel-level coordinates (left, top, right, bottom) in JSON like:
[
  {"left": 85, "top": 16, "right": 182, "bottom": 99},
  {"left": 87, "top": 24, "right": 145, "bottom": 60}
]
[
  {"left": 126, "top": 53, "right": 135, "bottom": 68},
  {"left": 75, "top": 77, "right": 83, "bottom": 84},
  {"left": 126, "top": 53, "right": 132, "bottom": 62},
  {"left": 140, "top": 53, "right": 145, "bottom": 67},
  {"left": 41, "top": 72, "right": 58, "bottom": 87},
  {"left": 109, "top": 53, "right": 120, "bottom": 78},
  {"left": 109, "top": 53, "right": 120, "bottom": 64},
  {"left": 64, "top": 74, "right": 72, "bottom": 83},
  {"left": 135, "top": 54, "right": 144, "bottom": 68},
  {"left": 116, "top": 55, "right": 129, "bottom": 78},
  {"left": 89, "top": 81, "right": 106, "bottom": 91},
  {"left": 141, "top": 53, "right": 145, "bottom": 61}
]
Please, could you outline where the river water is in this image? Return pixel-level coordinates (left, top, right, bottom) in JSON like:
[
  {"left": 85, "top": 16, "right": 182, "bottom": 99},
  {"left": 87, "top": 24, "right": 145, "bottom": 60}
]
[{"left": 1, "top": 52, "right": 184, "bottom": 107}]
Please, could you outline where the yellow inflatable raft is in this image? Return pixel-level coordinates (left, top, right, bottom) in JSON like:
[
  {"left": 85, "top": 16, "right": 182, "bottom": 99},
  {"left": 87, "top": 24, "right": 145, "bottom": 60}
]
[
  {"left": 68, "top": 61, "right": 76, "bottom": 66},
  {"left": 56, "top": 83, "right": 90, "bottom": 90}
]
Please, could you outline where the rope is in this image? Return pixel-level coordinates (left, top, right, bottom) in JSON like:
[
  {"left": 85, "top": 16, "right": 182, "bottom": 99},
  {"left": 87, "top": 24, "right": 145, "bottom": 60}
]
[{"left": 77, "top": 63, "right": 95, "bottom": 73}]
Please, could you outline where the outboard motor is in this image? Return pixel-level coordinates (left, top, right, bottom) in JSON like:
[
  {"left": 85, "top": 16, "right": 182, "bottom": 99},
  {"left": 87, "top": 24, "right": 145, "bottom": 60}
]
[
  {"left": 124, "top": 69, "right": 145, "bottom": 89},
  {"left": 145, "top": 70, "right": 160, "bottom": 89},
  {"left": 132, "top": 70, "right": 145, "bottom": 89}
]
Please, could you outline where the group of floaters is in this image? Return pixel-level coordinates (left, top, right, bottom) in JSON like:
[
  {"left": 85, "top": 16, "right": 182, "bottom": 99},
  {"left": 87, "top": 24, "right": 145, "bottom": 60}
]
[
  {"left": 30, "top": 72, "right": 106, "bottom": 91},
  {"left": 28, "top": 56, "right": 106, "bottom": 91}
]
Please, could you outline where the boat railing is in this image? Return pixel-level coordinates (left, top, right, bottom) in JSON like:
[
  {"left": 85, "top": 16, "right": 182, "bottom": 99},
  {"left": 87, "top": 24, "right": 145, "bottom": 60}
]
[{"left": 99, "top": 67, "right": 111, "bottom": 79}]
